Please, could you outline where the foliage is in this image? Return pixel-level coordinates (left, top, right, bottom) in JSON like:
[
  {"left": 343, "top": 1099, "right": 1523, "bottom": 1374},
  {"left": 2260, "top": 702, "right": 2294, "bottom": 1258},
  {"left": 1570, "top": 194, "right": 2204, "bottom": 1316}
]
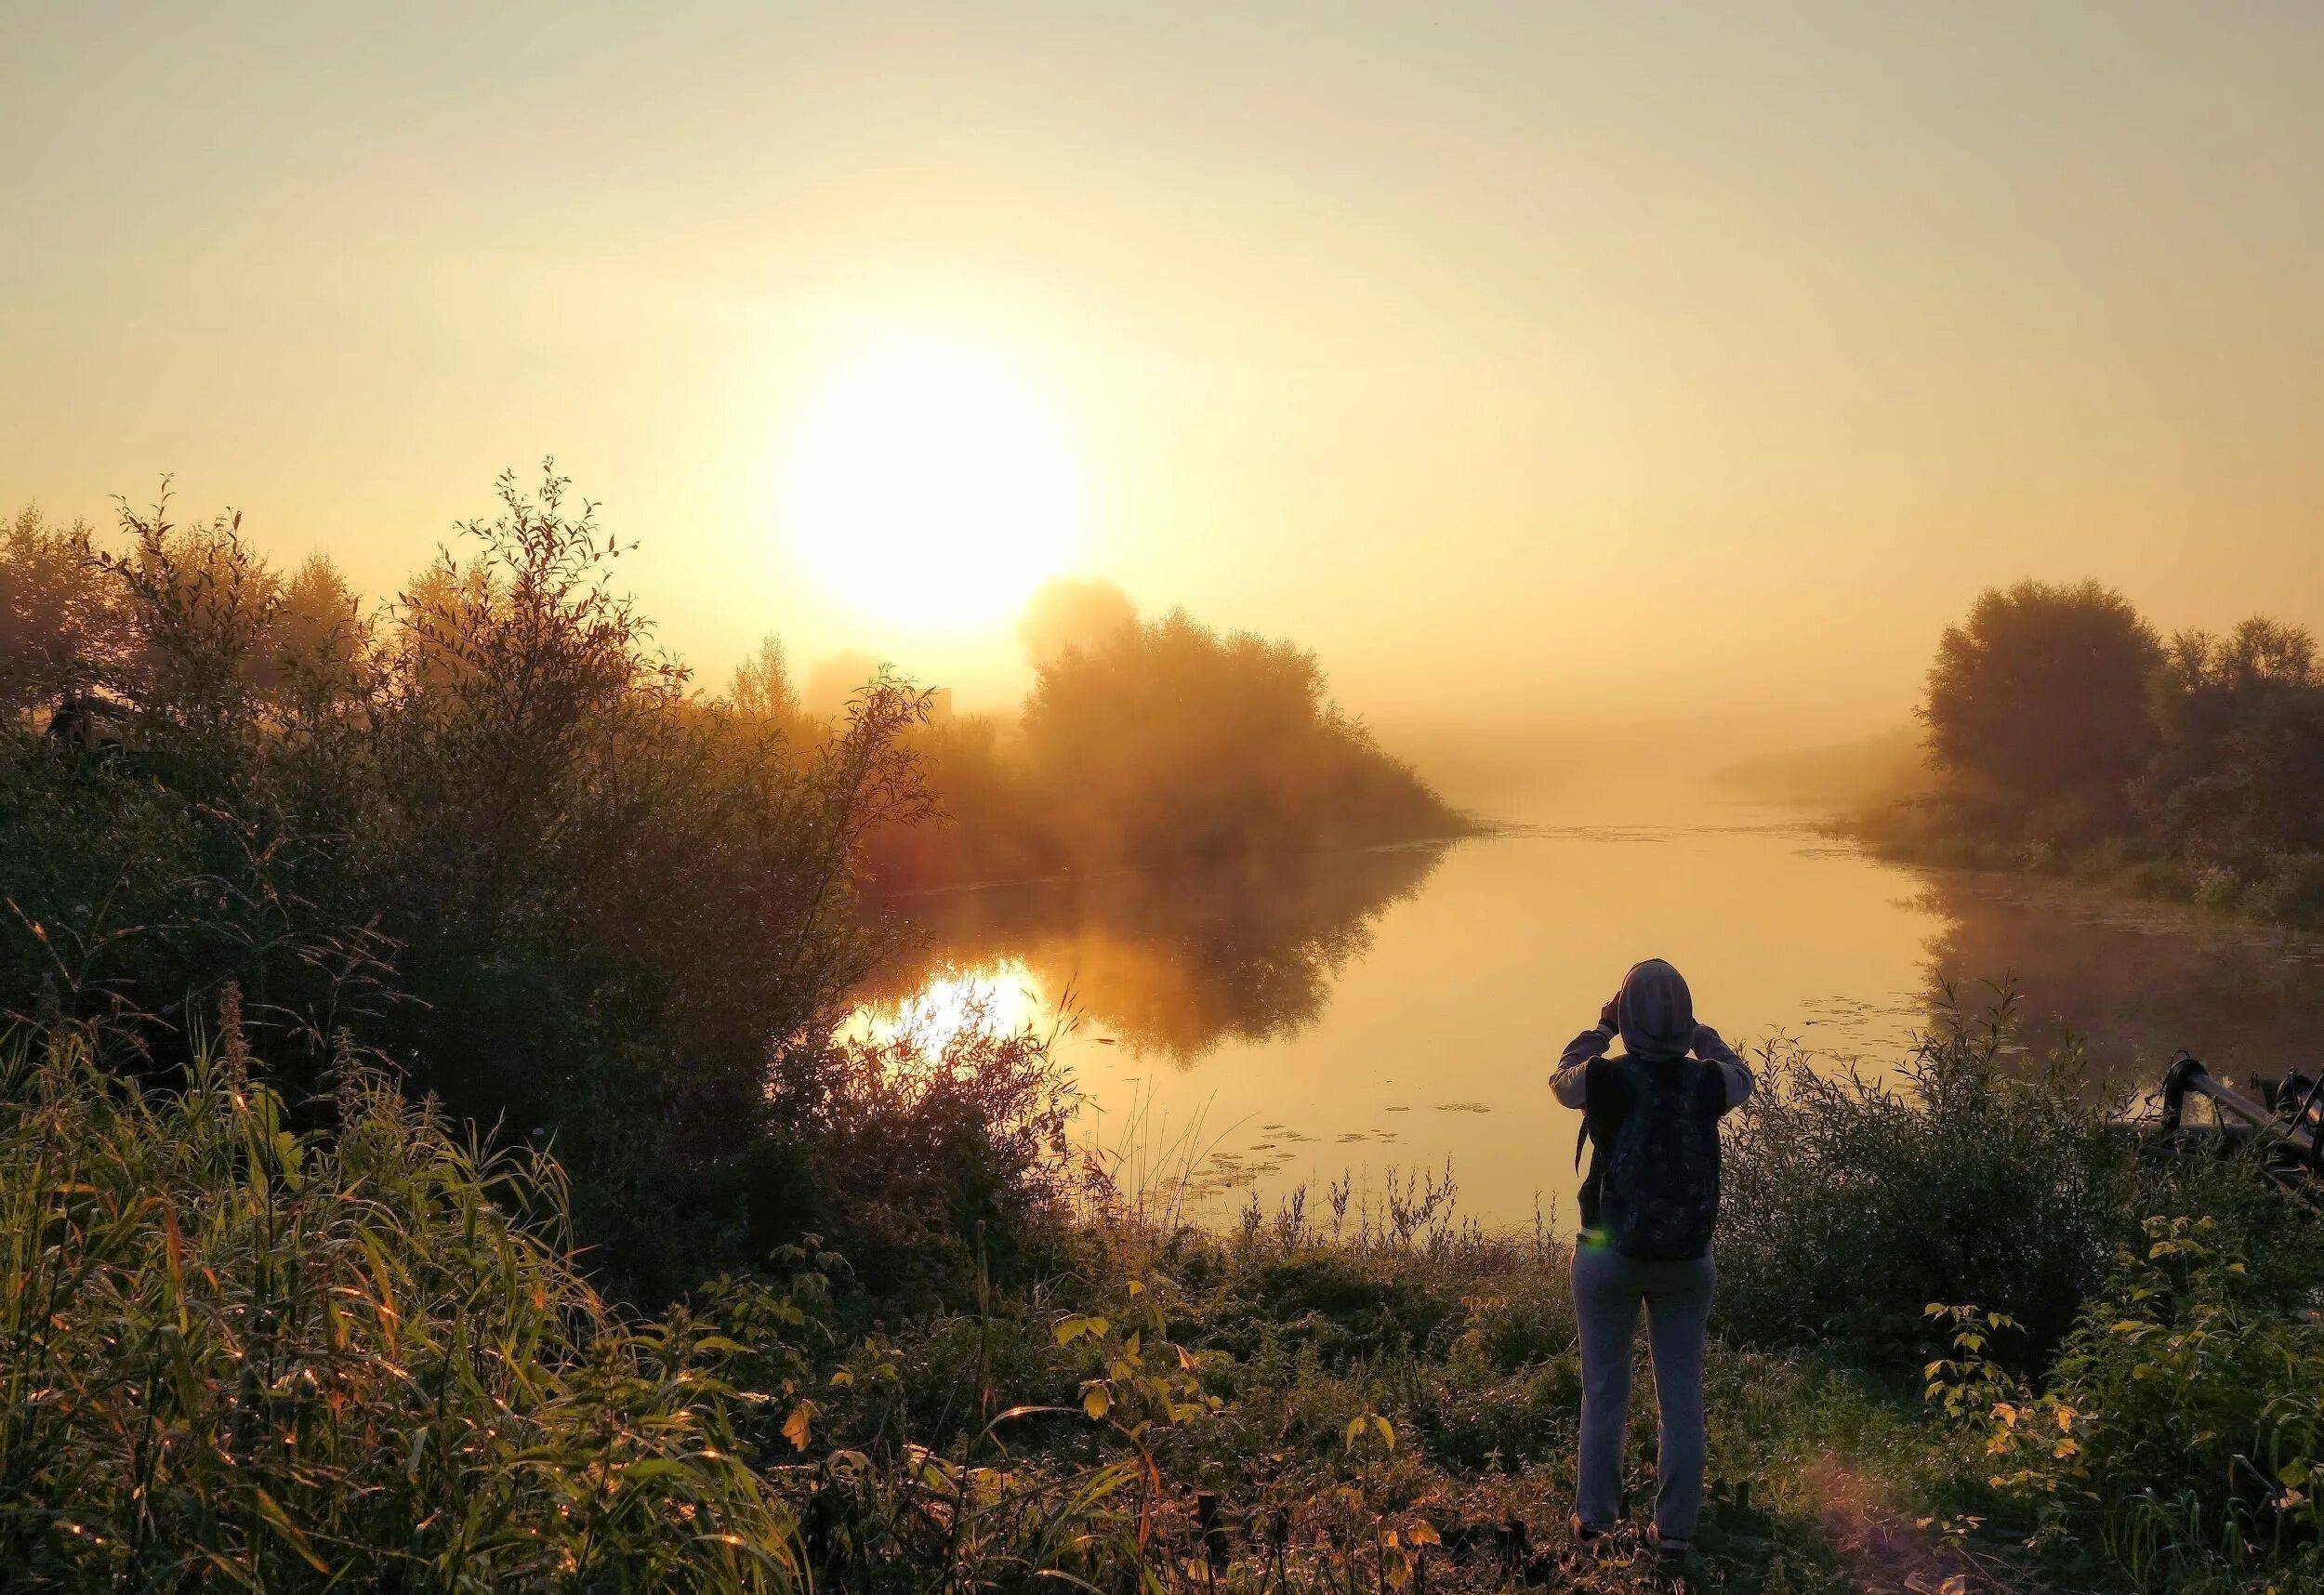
[
  {"left": 2136, "top": 617, "right": 2324, "bottom": 868},
  {"left": 1875, "top": 584, "right": 2324, "bottom": 931},
  {"left": 0, "top": 1018, "right": 804, "bottom": 1591},
  {"left": 0, "top": 506, "right": 125, "bottom": 718},
  {"left": 0, "top": 473, "right": 1059, "bottom": 1301},
  {"left": 1941, "top": 1206, "right": 2324, "bottom": 1592},
  {"left": 1019, "top": 610, "right": 1460, "bottom": 867},
  {"left": 14, "top": 985, "right": 2324, "bottom": 1591},
  {"left": 1921, "top": 578, "right": 2161, "bottom": 831},
  {"left": 866, "top": 606, "right": 1472, "bottom": 890},
  {"left": 1717, "top": 991, "right": 2141, "bottom": 1377}
]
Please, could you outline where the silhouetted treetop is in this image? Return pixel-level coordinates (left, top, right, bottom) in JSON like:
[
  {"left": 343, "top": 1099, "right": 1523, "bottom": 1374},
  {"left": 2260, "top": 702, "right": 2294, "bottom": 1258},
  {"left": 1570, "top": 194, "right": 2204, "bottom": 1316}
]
[{"left": 1922, "top": 579, "right": 2160, "bottom": 822}]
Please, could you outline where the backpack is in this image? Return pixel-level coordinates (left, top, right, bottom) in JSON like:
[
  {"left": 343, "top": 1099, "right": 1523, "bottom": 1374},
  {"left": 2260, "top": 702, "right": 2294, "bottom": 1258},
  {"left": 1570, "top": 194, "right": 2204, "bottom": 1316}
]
[{"left": 1573, "top": 1054, "right": 1730, "bottom": 1260}]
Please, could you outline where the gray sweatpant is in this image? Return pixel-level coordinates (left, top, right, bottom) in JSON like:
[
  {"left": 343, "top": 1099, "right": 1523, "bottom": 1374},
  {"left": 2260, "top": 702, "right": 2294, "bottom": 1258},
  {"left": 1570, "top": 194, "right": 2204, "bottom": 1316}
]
[{"left": 1570, "top": 1244, "right": 1716, "bottom": 1540}]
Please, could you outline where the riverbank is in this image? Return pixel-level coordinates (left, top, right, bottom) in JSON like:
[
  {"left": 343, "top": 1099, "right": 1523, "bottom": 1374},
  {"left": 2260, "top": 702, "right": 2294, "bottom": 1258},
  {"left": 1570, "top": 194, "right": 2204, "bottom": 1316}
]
[
  {"left": 1847, "top": 793, "right": 2324, "bottom": 935},
  {"left": 9, "top": 1002, "right": 2322, "bottom": 1593}
]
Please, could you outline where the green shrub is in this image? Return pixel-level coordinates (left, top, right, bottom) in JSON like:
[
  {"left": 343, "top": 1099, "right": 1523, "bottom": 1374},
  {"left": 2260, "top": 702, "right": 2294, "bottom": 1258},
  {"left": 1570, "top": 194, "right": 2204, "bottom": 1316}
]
[
  {"left": 1717, "top": 993, "right": 2140, "bottom": 1377},
  {"left": 1954, "top": 1206, "right": 2324, "bottom": 1591}
]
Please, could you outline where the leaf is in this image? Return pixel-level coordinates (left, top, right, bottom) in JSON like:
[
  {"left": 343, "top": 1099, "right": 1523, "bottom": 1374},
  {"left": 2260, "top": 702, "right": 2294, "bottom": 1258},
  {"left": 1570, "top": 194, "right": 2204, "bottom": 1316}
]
[
  {"left": 250, "top": 1487, "right": 331, "bottom": 1574},
  {"left": 1373, "top": 1415, "right": 1395, "bottom": 1450},
  {"left": 1407, "top": 1521, "right": 1440, "bottom": 1547},
  {"left": 620, "top": 1459, "right": 695, "bottom": 1484},
  {"left": 783, "top": 1400, "right": 818, "bottom": 1452},
  {"left": 1345, "top": 1417, "right": 1366, "bottom": 1451},
  {"left": 829, "top": 1367, "right": 854, "bottom": 1388},
  {"left": 273, "top": 1131, "right": 305, "bottom": 1191},
  {"left": 160, "top": 1203, "right": 188, "bottom": 1336},
  {"left": 1082, "top": 1383, "right": 1111, "bottom": 1421}
]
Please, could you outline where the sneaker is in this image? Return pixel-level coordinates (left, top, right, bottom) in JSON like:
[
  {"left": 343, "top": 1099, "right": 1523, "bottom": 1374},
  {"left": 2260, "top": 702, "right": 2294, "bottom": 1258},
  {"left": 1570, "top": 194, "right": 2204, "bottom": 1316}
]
[{"left": 1568, "top": 1515, "right": 1613, "bottom": 1550}]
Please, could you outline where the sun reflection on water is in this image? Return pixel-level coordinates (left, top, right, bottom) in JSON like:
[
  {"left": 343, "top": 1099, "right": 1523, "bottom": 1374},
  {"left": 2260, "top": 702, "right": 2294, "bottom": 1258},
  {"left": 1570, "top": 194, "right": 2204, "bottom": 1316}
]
[{"left": 838, "top": 958, "right": 1052, "bottom": 1052}]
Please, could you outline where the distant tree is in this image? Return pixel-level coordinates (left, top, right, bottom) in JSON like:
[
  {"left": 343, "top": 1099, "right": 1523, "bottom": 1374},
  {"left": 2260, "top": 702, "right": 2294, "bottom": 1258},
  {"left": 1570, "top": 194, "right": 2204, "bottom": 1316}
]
[
  {"left": 1921, "top": 580, "right": 2161, "bottom": 826},
  {"left": 726, "top": 634, "right": 803, "bottom": 728},
  {"left": 2138, "top": 616, "right": 2324, "bottom": 861},
  {"left": 266, "top": 554, "right": 363, "bottom": 679},
  {"left": 0, "top": 506, "right": 129, "bottom": 718},
  {"left": 1017, "top": 575, "right": 1137, "bottom": 667},
  {"left": 1019, "top": 609, "right": 1458, "bottom": 865}
]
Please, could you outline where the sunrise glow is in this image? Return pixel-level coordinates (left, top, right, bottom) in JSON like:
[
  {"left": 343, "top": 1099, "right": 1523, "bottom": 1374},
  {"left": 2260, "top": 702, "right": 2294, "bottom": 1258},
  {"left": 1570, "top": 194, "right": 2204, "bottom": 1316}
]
[
  {"left": 838, "top": 959, "right": 1050, "bottom": 1054},
  {"left": 783, "top": 344, "right": 1084, "bottom": 629}
]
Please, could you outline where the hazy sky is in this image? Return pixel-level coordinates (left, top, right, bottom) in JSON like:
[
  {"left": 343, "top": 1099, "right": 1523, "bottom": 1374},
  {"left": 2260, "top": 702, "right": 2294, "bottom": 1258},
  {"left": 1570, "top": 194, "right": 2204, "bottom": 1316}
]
[{"left": 7, "top": 2, "right": 2320, "bottom": 756}]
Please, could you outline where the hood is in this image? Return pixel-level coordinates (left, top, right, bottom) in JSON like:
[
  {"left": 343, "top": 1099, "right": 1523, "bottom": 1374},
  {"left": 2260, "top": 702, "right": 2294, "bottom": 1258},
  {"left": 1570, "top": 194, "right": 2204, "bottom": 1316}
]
[{"left": 1618, "top": 958, "right": 1695, "bottom": 1061}]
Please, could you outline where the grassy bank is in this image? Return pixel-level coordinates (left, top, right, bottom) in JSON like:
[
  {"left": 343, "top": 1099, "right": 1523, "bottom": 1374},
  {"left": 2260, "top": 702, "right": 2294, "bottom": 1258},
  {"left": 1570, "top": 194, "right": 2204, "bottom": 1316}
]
[
  {"left": 7, "top": 996, "right": 2323, "bottom": 1593},
  {"left": 1847, "top": 796, "right": 2324, "bottom": 934}
]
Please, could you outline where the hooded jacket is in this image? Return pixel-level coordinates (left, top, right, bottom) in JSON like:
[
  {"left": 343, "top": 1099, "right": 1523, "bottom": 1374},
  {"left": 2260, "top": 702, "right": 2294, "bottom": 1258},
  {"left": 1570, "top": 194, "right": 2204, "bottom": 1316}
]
[{"left": 1550, "top": 959, "right": 1754, "bottom": 1112}]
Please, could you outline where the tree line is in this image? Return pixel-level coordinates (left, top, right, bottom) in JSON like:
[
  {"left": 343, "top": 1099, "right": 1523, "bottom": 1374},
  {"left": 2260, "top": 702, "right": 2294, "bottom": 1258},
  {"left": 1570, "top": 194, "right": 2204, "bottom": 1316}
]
[
  {"left": 1880, "top": 577, "right": 2324, "bottom": 924},
  {"left": 0, "top": 470, "right": 1463, "bottom": 1300}
]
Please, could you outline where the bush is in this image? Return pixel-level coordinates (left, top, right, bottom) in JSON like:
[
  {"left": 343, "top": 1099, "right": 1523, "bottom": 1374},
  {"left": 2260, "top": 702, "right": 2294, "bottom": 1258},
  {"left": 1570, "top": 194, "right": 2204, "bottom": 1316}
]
[
  {"left": 1717, "top": 992, "right": 2140, "bottom": 1377},
  {"left": 0, "top": 473, "right": 972, "bottom": 1301},
  {"left": 1950, "top": 1201, "right": 2324, "bottom": 1591}
]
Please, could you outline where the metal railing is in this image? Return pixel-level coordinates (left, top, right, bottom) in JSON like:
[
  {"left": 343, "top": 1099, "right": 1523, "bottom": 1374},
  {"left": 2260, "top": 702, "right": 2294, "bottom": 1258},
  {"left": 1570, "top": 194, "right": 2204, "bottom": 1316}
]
[{"left": 2157, "top": 1051, "right": 2324, "bottom": 1208}]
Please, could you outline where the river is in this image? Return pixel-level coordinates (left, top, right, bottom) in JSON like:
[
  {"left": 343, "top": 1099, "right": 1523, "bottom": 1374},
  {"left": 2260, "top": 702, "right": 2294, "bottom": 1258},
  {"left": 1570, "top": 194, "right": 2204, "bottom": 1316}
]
[{"left": 853, "top": 799, "right": 2324, "bottom": 1228}]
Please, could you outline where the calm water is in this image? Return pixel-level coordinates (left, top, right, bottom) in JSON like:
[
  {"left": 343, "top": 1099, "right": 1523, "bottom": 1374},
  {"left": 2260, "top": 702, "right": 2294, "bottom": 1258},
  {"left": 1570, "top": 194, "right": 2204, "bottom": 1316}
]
[{"left": 856, "top": 801, "right": 2324, "bottom": 1227}]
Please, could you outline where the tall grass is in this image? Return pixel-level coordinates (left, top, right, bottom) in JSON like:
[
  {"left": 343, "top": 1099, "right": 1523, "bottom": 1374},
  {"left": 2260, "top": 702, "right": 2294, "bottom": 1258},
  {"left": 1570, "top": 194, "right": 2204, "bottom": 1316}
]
[{"left": 0, "top": 1008, "right": 803, "bottom": 1591}]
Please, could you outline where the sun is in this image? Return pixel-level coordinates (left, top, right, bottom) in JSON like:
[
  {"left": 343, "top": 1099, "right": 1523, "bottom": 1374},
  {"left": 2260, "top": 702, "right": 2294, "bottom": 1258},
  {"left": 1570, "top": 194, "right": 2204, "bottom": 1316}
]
[{"left": 784, "top": 343, "right": 1085, "bottom": 628}]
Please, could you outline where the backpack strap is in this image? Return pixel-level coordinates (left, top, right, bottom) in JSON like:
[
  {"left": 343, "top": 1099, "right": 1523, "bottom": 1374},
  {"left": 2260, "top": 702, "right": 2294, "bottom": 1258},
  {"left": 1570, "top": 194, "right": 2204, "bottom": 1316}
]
[
  {"left": 1572, "top": 1055, "right": 1607, "bottom": 1172},
  {"left": 1573, "top": 1057, "right": 1623, "bottom": 1235}
]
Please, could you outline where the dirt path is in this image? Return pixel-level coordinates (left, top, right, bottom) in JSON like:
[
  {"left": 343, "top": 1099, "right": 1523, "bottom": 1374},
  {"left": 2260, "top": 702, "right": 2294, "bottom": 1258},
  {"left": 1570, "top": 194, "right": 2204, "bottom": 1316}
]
[{"left": 1801, "top": 1457, "right": 2026, "bottom": 1595}]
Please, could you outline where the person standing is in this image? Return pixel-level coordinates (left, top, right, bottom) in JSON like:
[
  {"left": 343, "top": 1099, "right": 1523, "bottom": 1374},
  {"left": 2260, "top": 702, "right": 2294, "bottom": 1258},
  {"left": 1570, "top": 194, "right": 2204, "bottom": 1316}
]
[{"left": 1550, "top": 957, "right": 1754, "bottom": 1556}]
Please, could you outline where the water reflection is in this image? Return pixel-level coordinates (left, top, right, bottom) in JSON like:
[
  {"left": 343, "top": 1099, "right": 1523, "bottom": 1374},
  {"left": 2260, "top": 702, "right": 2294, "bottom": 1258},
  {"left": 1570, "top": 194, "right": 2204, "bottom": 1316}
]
[
  {"left": 838, "top": 957, "right": 1049, "bottom": 1051},
  {"left": 851, "top": 812, "right": 2324, "bottom": 1226},
  {"left": 1917, "top": 872, "right": 2324, "bottom": 1088},
  {"left": 862, "top": 842, "right": 1449, "bottom": 1061}
]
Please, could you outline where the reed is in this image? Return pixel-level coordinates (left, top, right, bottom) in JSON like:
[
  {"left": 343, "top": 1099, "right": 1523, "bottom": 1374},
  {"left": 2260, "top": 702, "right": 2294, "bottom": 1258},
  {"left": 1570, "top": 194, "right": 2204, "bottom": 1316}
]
[{"left": 0, "top": 1012, "right": 802, "bottom": 1591}]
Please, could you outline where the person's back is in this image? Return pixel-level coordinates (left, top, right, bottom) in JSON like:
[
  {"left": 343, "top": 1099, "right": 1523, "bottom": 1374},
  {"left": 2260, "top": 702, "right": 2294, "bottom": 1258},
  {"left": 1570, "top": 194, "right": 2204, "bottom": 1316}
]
[
  {"left": 1583, "top": 1051, "right": 1727, "bottom": 1260},
  {"left": 1550, "top": 958, "right": 1753, "bottom": 1557}
]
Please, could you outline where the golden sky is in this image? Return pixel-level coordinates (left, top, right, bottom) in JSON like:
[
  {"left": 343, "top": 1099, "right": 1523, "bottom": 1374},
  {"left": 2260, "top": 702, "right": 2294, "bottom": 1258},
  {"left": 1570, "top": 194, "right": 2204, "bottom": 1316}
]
[{"left": 6, "top": 3, "right": 2320, "bottom": 755}]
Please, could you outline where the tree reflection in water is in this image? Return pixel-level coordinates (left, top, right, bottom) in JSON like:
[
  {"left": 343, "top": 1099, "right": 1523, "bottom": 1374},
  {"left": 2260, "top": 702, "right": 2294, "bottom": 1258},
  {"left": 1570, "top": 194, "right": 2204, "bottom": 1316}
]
[
  {"left": 1915, "top": 870, "right": 2324, "bottom": 1088},
  {"left": 858, "top": 842, "right": 1452, "bottom": 1062}
]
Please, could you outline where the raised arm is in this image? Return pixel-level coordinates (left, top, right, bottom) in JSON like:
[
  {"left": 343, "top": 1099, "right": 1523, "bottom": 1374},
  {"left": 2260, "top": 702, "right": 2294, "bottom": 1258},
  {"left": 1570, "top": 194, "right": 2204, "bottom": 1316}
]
[
  {"left": 1550, "top": 1021, "right": 1616, "bottom": 1109},
  {"left": 1690, "top": 1022, "right": 1755, "bottom": 1108}
]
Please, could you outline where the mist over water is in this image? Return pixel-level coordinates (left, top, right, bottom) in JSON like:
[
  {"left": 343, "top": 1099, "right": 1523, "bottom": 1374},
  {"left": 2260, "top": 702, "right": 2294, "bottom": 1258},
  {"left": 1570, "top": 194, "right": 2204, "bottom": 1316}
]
[{"left": 859, "top": 780, "right": 2324, "bottom": 1227}]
